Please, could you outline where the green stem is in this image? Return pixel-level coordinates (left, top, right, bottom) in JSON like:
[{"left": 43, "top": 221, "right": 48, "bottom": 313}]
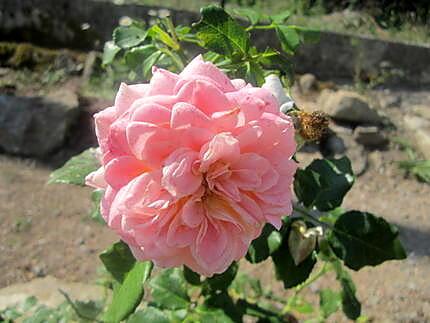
[
  {"left": 292, "top": 205, "right": 330, "bottom": 228},
  {"left": 281, "top": 262, "right": 330, "bottom": 315},
  {"left": 246, "top": 24, "right": 276, "bottom": 31},
  {"left": 164, "top": 17, "right": 189, "bottom": 64},
  {"left": 295, "top": 262, "right": 330, "bottom": 295},
  {"left": 159, "top": 47, "right": 184, "bottom": 70}
]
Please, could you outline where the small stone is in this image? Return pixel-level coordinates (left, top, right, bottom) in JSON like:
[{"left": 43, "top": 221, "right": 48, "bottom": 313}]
[
  {"left": 299, "top": 73, "right": 317, "bottom": 94},
  {"left": 76, "top": 238, "right": 85, "bottom": 246},
  {"left": 32, "top": 265, "right": 46, "bottom": 278},
  {"left": 354, "top": 126, "right": 388, "bottom": 148},
  {"left": 318, "top": 90, "right": 384, "bottom": 125}
]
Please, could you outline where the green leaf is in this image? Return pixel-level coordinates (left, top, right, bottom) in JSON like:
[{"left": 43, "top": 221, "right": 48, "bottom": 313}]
[
  {"left": 102, "top": 41, "right": 121, "bottom": 66},
  {"left": 142, "top": 51, "right": 163, "bottom": 79},
  {"left": 319, "top": 289, "right": 341, "bottom": 318},
  {"left": 287, "top": 295, "right": 314, "bottom": 314},
  {"left": 48, "top": 148, "right": 99, "bottom": 186},
  {"left": 271, "top": 220, "right": 316, "bottom": 289},
  {"left": 205, "top": 262, "right": 238, "bottom": 292},
  {"left": 195, "top": 305, "right": 234, "bottom": 323},
  {"left": 193, "top": 5, "right": 250, "bottom": 58},
  {"left": 113, "top": 23, "right": 147, "bottom": 48},
  {"left": 270, "top": 10, "right": 291, "bottom": 24},
  {"left": 90, "top": 189, "right": 104, "bottom": 224},
  {"left": 232, "top": 8, "right": 263, "bottom": 25},
  {"left": 100, "top": 241, "right": 136, "bottom": 283},
  {"left": 329, "top": 211, "right": 407, "bottom": 270},
  {"left": 22, "top": 296, "right": 38, "bottom": 311},
  {"left": 246, "top": 224, "right": 282, "bottom": 263},
  {"left": 127, "top": 307, "right": 170, "bottom": 323},
  {"left": 183, "top": 266, "right": 201, "bottom": 286},
  {"left": 124, "top": 44, "right": 157, "bottom": 69},
  {"left": 398, "top": 160, "right": 430, "bottom": 183},
  {"left": 331, "top": 260, "right": 361, "bottom": 320},
  {"left": 293, "top": 26, "right": 320, "bottom": 43},
  {"left": 104, "top": 261, "right": 153, "bottom": 322},
  {"left": 294, "top": 157, "right": 355, "bottom": 211},
  {"left": 245, "top": 60, "right": 265, "bottom": 86},
  {"left": 60, "top": 289, "right": 103, "bottom": 320},
  {"left": 150, "top": 268, "right": 190, "bottom": 310},
  {"left": 203, "top": 291, "right": 242, "bottom": 322},
  {"left": 148, "top": 25, "right": 179, "bottom": 50},
  {"left": 276, "top": 25, "right": 300, "bottom": 54},
  {"left": 237, "top": 299, "right": 284, "bottom": 321},
  {"left": 231, "top": 273, "right": 263, "bottom": 299}
]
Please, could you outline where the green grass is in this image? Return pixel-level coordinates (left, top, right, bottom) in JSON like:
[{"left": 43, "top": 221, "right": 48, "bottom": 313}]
[
  {"left": 100, "top": 0, "right": 430, "bottom": 45},
  {"left": 393, "top": 137, "right": 430, "bottom": 184}
]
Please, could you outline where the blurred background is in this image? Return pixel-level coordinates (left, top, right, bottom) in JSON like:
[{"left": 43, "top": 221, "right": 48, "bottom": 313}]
[{"left": 0, "top": 1, "right": 429, "bottom": 322}]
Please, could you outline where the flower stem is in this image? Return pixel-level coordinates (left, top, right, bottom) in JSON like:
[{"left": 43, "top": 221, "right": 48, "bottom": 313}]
[
  {"left": 292, "top": 204, "right": 329, "bottom": 228},
  {"left": 246, "top": 24, "right": 276, "bottom": 31}
]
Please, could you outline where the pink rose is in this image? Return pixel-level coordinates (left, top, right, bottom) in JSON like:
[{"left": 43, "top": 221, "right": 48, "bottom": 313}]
[{"left": 86, "top": 56, "right": 297, "bottom": 276}]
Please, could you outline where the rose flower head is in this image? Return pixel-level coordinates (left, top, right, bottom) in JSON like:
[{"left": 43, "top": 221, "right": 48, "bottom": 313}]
[{"left": 86, "top": 56, "right": 297, "bottom": 276}]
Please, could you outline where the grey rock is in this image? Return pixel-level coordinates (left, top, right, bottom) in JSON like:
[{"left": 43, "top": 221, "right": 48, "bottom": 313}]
[
  {"left": 379, "top": 92, "right": 402, "bottom": 109},
  {"left": 299, "top": 73, "right": 317, "bottom": 93},
  {"left": 322, "top": 132, "right": 368, "bottom": 176},
  {"left": 404, "top": 115, "right": 430, "bottom": 160},
  {"left": 318, "top": 90, "right": 384, "bottom": 125},
  {"left": 324, "top": 135, "right": 347, "bottom": 155},
  {"left": 354, "top": 126, "right": 388, "bottom": 148},
  {"left": 0, "top": 90, "right": 79, "bottom": 156}
]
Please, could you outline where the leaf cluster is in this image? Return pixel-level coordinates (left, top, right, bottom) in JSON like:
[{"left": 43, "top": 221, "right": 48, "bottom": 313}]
[{"left": 103, "top": 5, "right": 318, "bottom": 86}]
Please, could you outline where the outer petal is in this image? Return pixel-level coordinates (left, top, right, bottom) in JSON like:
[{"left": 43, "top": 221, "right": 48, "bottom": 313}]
[
  {"left": 115, "top": 83, "right": 148, "bottom": 116},
  {"left": 126, "top": 121, "right": 177, "bottom": 167},
  {"left": 147, "top": 67, "right": 179, "bottom": 96},
  {"left": 104, "top": 156, "right": 150, "bottom": 190},
  {"left": 178, "top": 55, "right": 235, "bottom": 92},
  {"left": 130, "top": 103, "right": 171, "bottom": 125}
]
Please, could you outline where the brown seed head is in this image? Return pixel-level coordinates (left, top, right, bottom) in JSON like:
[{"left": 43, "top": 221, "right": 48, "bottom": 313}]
[{"left": 297, "top": 110, "right": 329, "bottom": 141}]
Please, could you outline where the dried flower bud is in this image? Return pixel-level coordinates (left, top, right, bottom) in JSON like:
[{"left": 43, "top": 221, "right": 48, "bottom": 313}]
[{"left": 296, "top": 110, "right": 329, "bottom": 141}]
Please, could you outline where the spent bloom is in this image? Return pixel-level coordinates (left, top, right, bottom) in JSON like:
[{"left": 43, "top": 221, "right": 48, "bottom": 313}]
[{"left": 86, "top": 56, "right": 297, "bottom": 276}]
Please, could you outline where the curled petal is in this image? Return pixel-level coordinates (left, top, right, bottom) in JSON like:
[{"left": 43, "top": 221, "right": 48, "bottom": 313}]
[
  {"left": 199, "top": 133, "right": 240, "bottom": 172},
  {"left": 162, "top": 148, "right": 202, "bottom": 198},
  {"left": 85, "top": 166, "right": 107, "bottom": 189}
]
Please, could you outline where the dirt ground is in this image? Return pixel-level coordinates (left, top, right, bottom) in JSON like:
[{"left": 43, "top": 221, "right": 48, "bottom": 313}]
[{"left": 1, "top": 89, "right": 430, "bottom": 322}]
